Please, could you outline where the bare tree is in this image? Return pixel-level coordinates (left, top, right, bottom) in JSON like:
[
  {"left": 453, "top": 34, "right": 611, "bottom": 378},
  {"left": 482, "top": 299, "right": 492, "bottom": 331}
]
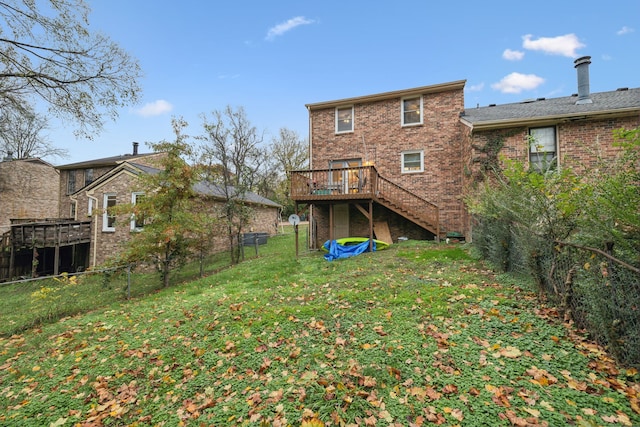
[
  {"left": 264, "top": 127, "right": 308, "bottom": 216},
  {"left": 0, "top": 107, "right": 68, "bottom": 160},
  {"left": 0, "top": 0, "right": 142, "bottom": 138},
  {"left": 199, "top": 106, "right": 265, "bottom": 264}
]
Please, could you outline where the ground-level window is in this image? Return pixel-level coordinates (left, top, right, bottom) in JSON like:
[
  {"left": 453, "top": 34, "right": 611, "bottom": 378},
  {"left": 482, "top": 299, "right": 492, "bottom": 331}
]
[
  {"left": 336, "top": 106, "right": 354, "bottom": 133},
  {"left": 402, "top": 96, "right": 423, "bottom": 126},
  {"left": 401, "top": 150, "right": 424, "bottom": 173},
  {"left": 103, "top": 193, "right": 117, "bottom": 232},
  {"left": 131, "top": 192, "right": 145, "bottom": 231},
  {"left": 529, "top": 126, "right": 557, "bottom": 172}
]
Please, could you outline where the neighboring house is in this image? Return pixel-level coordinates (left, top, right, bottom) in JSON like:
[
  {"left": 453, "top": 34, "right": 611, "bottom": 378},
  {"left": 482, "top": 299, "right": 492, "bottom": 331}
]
[
  {"left": 1, "top": 143, "right": 280, "bottom": 280},
  {"left": 0, "top": 156, "right": 60, "bottom": 234},
  {"left": 290, "top": 56, "right": 640, "bottom": 248},
  {"left": 56, "top": 142, "right": 166, "bottom": 220},
  {"left": 71, "top": 160, "right": 281, "bottom": 268}
]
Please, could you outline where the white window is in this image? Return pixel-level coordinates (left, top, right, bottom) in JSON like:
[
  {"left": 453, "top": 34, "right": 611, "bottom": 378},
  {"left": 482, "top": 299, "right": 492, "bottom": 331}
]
[
  {"left": 70, "top": 201, "right": 77, "bottom": 219},
  {"left": 529, "top": 127, "right": 557, "bottom": 172},
  {"left": 402, "top": 96, "right": 423, "bottom": 126},
  {"left": 130, "top": 192, "right": 145, "bottom": 231},
  {"left": 103, "top": 193, "right": 116, "bottom": 232},
  {"left": 88, "top": 198, "right": 94, "bottom": 216},
  {"left": 401, "top": 150, "right": 424, "bottom": 173},
  {"left": 335, "top": 106, "right": 354, "bottom": 133}
]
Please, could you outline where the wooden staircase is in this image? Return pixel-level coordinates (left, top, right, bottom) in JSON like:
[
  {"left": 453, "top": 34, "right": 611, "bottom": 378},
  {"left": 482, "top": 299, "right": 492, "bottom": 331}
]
[{"left": 373, "top": 175, "right": 440, "bottom": 238}]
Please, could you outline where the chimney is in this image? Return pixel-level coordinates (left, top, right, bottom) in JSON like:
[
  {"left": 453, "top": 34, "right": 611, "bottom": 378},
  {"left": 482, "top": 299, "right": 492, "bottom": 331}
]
[
  {"left": 132, "top": 141, "right": 139, "bottom": 155},
  {"left": 574, "top": 56, "right": 593, "bottom": 105}
]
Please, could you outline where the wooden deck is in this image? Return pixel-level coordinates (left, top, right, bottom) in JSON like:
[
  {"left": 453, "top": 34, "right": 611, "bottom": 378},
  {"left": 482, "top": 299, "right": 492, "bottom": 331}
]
[
  {"left": 10, "top": 219, "right": 92, "bottom": 249},
  {"left": 290, "top": 165, "right": 440, "bottom": 238}
]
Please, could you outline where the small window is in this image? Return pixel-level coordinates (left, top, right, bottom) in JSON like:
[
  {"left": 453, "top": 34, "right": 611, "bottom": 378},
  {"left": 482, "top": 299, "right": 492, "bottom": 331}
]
[
  {"left": 70, "top": 201, "right": 77, "bottom": 219},
  {"left": 103, "top": 193, "right": 116, "bottom": 232},
  {"left": 529, "top": 127, "right": 557, "bottom": 172},
  {"left": 401, "top": 150, "right": 424, "bottom": 173},
  {"left": 131, "top": 192, "right": 145, "bottom": 231},
  {"left": 402, "top": 96, "right": 423, "bottom": 126},
  {"left": 336, "top": 106, "right": 354, "bottom": 133},
  {"left": 84, "top": 168, "right": 94, "bottom": 187},
  {"left": 88, "top": 198, "right": 94, "bottom": 216},
  {"left": 67, "top": 170, "right": 76, "bottom": 194}
]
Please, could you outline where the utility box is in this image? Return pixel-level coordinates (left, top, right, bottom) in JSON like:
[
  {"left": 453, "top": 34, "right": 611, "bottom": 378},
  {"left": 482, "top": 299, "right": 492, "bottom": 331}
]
[{"left": 242, "top": 232, "right": 269, "bottom": 246}]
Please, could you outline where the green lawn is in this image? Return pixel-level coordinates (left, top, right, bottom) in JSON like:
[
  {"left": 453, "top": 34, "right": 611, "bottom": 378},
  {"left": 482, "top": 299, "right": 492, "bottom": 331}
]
[{"left": 0, "top": 229, "right": 638, "bottom": 426}]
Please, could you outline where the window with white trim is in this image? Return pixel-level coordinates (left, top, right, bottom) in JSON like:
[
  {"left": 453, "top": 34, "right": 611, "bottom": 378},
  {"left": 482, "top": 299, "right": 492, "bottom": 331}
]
[
  {"left": 130, "top": 192, "right": 145, "bottom": 231},
  {"left": 103, "top": 193, "right": 116, "bottom": 232},
  {"left": 336, "top": 106, "right": 354, "bottom": 133},
  {"left": 529, "top": 126, "right": 557, "bottom": 172},
  {"left": 88, "top": 198, "right": 94, "bottom": 216},
  {"left": 70, "top": 201, "right": 76, "bottom": 219},
  {"left": 402, "top": 96, "right": 423, "bottom": 126},
  {"left": 401, "top": 150, "right": 424, "bottom": 173}
]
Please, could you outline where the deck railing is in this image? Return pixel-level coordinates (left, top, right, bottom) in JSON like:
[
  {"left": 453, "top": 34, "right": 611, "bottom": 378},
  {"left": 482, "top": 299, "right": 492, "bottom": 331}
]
[
  {"left": 290, "top": 165, "right": 440, "bottom": 236},
  {"left": 10, "top": 220, "right": 92, "bottom": 249}
]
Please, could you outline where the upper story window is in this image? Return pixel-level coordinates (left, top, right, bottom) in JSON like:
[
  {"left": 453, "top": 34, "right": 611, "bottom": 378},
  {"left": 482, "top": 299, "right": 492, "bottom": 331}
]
[
  {"left": 131, "top": 192, "right": 145, "bottom": 231},
  {"left": 70, "top": 201, "right": 77, "bottom": 219},
  {"left": 103, "top": 193, "right": 117, "bottom": 232},
  {"left": 401, "top": 150, "right": 424, "bottom": 173},
  {"left": 529, "top": 126, "right": 557, "bottom": 173},
  {"left": 402, "top": 96, "right": 423, "bottom": 126},
  {"left": 84, "top": 168, "right": 94, "bottom": 187},
  {"left": 335, "top": 106, "right": 354, "bottom": 133},
  {"left": 67, "top": 170, "right": 76, "bottom": 194}
]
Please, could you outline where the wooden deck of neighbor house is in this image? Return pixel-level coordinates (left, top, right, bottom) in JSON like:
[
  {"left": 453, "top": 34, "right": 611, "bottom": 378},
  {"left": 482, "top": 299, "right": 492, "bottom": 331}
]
[
  {"left": 289, "top": 165, "right": 440, "bottom": 240},
  {"left": 0, "top": 219, "right": 92, "bottom": 281}
]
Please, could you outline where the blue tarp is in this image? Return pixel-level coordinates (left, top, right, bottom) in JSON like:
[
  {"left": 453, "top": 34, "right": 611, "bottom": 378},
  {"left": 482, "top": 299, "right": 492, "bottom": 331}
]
[{"left": 322, "top": 239, "right": 377, "bottom": 261}]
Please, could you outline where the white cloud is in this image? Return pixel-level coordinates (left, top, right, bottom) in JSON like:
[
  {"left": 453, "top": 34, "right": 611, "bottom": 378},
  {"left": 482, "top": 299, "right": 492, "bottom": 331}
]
[
  {"left": 266, "top": 16, "right": 314, "bottom": 41},
  {"left": 466, "top": 82, "right": 485, "bottom": 92},
  {"left": 617, "top": 26, "right": 634, "bottom": 35},
  {"left": 133, "top": 100, "right": 173, "bottom": 117},
  {"left": 503, "top": 49, "right": 524, "bottom": 61},
  {"left": 491, "top": 72, "right": 545, "bottom": 94},
  {"left": 522, "top": 33, "right": 585, "bottom": 57}
]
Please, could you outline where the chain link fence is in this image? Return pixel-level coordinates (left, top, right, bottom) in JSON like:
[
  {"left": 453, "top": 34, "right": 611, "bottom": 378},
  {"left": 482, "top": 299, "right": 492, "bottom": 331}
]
[{"left": 473, "top": 216, "right": 640, "bottom": 367}]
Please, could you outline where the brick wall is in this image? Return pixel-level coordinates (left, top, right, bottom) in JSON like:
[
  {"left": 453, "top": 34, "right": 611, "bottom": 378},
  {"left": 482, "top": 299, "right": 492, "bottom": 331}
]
[
  {"left": 309, "top": 86, "right": 467, "bottom": 237},
  {"left": 467, "top": 115, "right": 640, "bottom": 177},
  {"left": 0, "top": 160, "right": 60, "bottom": 234}
]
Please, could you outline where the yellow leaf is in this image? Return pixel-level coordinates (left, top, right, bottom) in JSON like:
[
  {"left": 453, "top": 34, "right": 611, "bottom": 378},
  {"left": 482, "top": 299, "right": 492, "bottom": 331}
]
[
  {"left": 32, "top": 366, "right": 41, "bottom": 372},
  {"left": 523, "top": 407, "right": 540, "bottom": 417},
  {"left": 582, "top": 408, "right": 597, "bottom": 416}
]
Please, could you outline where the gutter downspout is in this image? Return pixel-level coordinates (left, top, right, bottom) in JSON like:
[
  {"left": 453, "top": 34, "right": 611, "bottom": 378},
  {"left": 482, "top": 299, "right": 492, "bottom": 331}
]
[{"left": 88, "top": 193, "right": 99, "bottom": 268}]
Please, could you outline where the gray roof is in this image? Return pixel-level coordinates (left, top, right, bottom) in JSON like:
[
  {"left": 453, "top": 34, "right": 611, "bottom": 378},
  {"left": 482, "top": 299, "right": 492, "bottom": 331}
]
[
  {"left": 193, "top": 180, "right": 281, "bottom": 208},
  {"left": 460, "top": 87, "right": 640, "bottom": 130},
  {"left": 56, "top": 152, "right": 158, "bottom": 170}
]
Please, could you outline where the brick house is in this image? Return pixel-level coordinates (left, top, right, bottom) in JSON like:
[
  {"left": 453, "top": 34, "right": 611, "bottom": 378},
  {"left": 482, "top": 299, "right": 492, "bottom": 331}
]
[
  {"left": 290, "top": 56, "right": 640, "bottom": 248},
  {"left": 72, "top": 159, "right": 281, "bottom": 268},
  {"left": 0, "top": 156, "right": 60, "bottom": 234},
  {"left": 1, "top": 144, "right": 280, "bottom": 280}
]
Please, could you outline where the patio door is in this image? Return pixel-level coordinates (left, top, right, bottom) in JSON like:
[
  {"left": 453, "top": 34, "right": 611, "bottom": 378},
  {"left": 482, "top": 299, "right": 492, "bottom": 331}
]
[{"left": 330, "top": 159, "right": 362, "bottom": 194}]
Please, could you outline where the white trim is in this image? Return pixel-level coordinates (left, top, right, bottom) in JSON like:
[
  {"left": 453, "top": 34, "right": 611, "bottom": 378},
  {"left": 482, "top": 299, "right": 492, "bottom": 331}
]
[
  {"left": 335, "top": 105, "right": 354, "bottom": 134},
  {"left": 401, "top": 150, "right": 424, "bottom": 173},
  {"left": 401, "top": 95, "right": 423, "bottom": 126},
  {"left": 102, "top": 193, "right": 116, "bottom": 232}
]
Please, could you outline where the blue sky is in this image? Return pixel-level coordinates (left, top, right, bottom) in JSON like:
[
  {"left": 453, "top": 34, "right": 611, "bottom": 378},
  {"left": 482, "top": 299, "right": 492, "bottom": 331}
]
[{"left": 51, "top": 0, "right": 640, "bottom": 165}]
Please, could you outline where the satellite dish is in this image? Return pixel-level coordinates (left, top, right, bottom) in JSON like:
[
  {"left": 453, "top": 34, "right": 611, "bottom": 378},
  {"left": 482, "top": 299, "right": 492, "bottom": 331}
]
[{"left": 288, "top": 214, "right": 300, "bottom": 226}]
